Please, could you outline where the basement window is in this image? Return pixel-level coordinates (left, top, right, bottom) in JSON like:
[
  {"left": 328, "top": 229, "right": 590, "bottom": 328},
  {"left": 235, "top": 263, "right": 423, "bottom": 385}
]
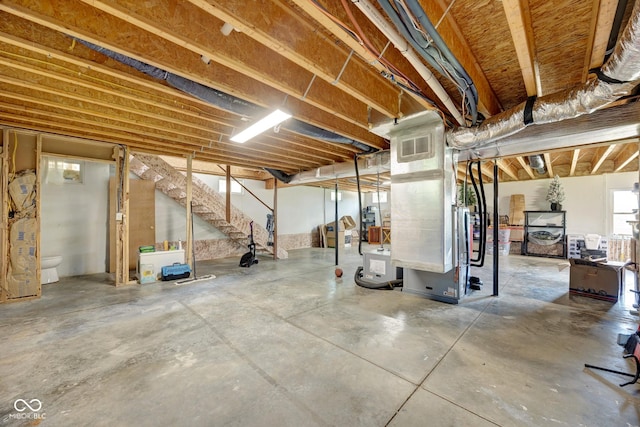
[
  {"left": 43, "top": 158, "right": 83, "bottom": 184},
  {"left": 219, "top": 179, "right": 243, "bottom": 194},
  {"left": 372, "top": 191, "right": 387, "bottom": 204},
  {"left": 612, "top": 190, "right": 637, "bottom": 235}
]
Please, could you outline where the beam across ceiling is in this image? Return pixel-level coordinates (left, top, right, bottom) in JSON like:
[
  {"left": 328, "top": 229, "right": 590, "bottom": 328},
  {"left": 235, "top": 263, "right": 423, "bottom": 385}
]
[
  {"left": 502, "top": 0, "right": 539, "bottom": 96},
  {"left": 0, "top": 0, "right": 388, "bottom": 151},
  {"left": 569, "top": 149, "right": 581, "bottom": 176},
  {"left": 591, "top": 144, "right": 617, "bottom": 173},
  {"left": 516, "top": 156, "right": 536, "bottom": 179}
]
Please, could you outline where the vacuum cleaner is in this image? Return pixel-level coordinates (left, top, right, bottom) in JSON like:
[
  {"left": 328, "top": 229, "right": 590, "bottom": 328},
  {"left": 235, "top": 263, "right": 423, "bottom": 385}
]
[{"left": 239, "top": 221, "right": 259, "bottom": 267}]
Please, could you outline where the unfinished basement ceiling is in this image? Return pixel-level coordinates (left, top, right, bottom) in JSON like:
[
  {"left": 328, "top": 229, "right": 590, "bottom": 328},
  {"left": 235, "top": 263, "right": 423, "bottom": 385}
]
[{"left": 0, "top": 0, "right": 638, "bottom": 191}]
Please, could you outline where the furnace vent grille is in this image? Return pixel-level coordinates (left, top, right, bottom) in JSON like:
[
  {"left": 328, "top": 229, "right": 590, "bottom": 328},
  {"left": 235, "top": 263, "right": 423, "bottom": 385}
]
[{"left": 398, "top": 135, "right": 433, "bottom": 163}]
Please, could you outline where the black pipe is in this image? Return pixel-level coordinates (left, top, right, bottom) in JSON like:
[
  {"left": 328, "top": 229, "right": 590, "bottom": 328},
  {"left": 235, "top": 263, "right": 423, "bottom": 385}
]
[
  {"left": 354, "top": 154, "right": 364, "bottom": 255},
  {"left": 604, "top": 0, "right": 630, "bottom": 62},
  {"left": 264, "top": 168, "right": 293, "bottom": 184},
  {"left": 477, "top": 161, "right": 488, "bottom": 266},
  {"left": 335, "top": 181, "right": 339, "bottom": 266},
  {"left": 469, "top": 161, "right": 485, "bottom": 266},
  {"left": 353, "top": 266, "right": 403, "bottom": 290},
  {"left": 493, "top": 162, "right": 499, "bottom": 296},
  {"left": 77, "top": 38, "right": 376, "bottom": 156}
]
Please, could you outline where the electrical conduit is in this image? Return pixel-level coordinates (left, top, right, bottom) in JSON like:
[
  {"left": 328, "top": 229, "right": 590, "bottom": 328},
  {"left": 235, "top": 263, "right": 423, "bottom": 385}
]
[{"left": 351, "top": 0, "right": 466, "bottom": 126}]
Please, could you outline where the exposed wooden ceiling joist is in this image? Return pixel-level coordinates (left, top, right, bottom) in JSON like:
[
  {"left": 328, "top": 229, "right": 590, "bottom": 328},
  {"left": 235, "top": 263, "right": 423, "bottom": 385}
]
[
  {"left": 591, "top": 144, "right": 617, "bottom": 174},
  {"left": 569, "top": 148, "right": 581, "bottom": 176},
  {"left": 543, "top": 153, "right": 554, "bottom": 178},
  {"left": 516, "top": 156, "right": 536, "bottom": 180},
  {"left": 502, "top": 0, "right": 539, "bottom": 96},
  {"left": 496, "top": 159, "right": 519, "bottom": 181},
  {"left": 0, "top": 0, "right": 637, "bottom": 187}
]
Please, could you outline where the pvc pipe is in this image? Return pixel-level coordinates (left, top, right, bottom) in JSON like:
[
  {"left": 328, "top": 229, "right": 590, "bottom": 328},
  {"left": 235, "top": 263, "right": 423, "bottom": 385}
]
[{"left": 352, "top": 0, "right": 465, "bottom": 126}]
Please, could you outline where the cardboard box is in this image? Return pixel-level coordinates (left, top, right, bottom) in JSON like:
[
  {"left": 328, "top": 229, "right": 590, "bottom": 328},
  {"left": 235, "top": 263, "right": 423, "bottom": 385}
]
[
  {"left": 567, "top": 234, "right": 608, "bottom": 259},
  {"left": 340, "top": 215, "right": 357, "bottom": 230},
  {"left": 509, "top": 226, "right": 524, "bottom": 242},
  {"left": 325, "top": 220, "right": 345, "bottom": 232},
  {"left": 326, "top": 231, "right": 345, "bottom": 248},
  {"left": 569, "top": 259, "right": 624, "bottom": 302}
]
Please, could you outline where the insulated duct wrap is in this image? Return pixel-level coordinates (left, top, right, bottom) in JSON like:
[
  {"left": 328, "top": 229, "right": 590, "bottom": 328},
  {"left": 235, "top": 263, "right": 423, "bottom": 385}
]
[
  {"left": 76, "top": 39, "right": 375, "bottom": 153},
  {"left": 281, "top": 151, "right": 390, "bottom": 185},
  {"left": 447, "top": 0, "right": 640, "bottom": 149}
]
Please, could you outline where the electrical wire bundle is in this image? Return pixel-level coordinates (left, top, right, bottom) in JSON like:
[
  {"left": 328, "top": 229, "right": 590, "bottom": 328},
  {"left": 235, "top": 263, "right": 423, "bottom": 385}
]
[
  {"left": 376, "top": 0, "right": 480, "bottom": 125},
  {"left": 310, "top": 0, "right": 439, "bottom": 108}
]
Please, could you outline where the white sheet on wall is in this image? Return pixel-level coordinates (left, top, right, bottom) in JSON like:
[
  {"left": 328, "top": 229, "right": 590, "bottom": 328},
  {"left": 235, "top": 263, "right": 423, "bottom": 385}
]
[{"left": 41, "top": 160, "right": 110, "bottom": 277}]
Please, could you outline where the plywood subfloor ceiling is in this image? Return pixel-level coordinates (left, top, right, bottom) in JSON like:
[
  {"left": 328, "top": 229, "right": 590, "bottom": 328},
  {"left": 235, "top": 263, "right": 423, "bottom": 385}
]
[{"left": 0, "top": 0, "right": 638, "bottom": 192}]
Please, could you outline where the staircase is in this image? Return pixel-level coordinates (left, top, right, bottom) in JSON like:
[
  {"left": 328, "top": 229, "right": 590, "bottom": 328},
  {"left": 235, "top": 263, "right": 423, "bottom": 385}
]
[{"left": 129, "top": 153, "right": 288, "bottom": 259}]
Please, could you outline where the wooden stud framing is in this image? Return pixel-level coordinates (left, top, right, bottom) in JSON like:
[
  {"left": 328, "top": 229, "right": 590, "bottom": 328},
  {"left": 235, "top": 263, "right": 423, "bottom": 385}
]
[
  {"left": 273, "top": 178, "right": 278, "bottom": 261},
  {"left": 225, "top": 165, "right": 231, "bottom": 223},
  {"left": 35, "top": 134, "right": 42, "bottom": 294},
  {"left": 0, "top": 130, "right": 7, "bottom": 302},
  {"left": 113, "top": 145, "right": 132, "bottom": 286},
  {"left": 122, "top": 147, "right": 131, "bottom": 284},
  {"left": 185, "top": 153, "right": 193, "bottom": 269}
]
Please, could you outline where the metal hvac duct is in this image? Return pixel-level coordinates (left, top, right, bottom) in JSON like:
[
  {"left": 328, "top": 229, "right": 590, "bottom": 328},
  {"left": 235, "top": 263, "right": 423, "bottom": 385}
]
[
  {"left": 277, "top": 151, "right": 391, "bottom": 185},
  {"left": 528, "top": 154, "right": 546, "bottom": 174},
  {"left": 447, "top": 0, "right": 640, "bottom": 149}
]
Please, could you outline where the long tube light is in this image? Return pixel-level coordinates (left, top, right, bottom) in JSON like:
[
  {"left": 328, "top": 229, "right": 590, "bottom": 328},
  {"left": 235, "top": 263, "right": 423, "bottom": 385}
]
[{"left": 231, "top": 109, "right": 292, "bottom": 143}]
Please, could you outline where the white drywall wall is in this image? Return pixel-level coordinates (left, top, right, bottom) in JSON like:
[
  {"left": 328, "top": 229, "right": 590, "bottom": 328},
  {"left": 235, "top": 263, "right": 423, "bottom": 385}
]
[
  {"left": 153, "top": 174, "right": 361, "bottom": 241},
  {"left": 481, "top": 171, "right": 637, "bottom": 235},
  {"left": 40, "top": 160, "right": 110, "bottom": 277}
]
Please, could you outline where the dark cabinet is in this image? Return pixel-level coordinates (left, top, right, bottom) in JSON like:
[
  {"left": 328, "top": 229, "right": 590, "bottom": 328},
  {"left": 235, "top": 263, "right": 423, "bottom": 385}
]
[{"left": 361, "top": 207, "right": 376, "bottom": 242}]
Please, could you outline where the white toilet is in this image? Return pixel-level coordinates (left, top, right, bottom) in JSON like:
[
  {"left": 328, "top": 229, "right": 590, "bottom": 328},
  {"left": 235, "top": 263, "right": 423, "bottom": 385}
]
[{"left": 41, "top": 255, "right": 63, "bottom": 284}]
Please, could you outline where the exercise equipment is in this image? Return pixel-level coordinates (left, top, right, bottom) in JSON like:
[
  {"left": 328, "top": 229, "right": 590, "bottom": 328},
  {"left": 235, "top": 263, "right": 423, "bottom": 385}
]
[{"left": 239, "top": 221, "right": 259, "bottom": 267}]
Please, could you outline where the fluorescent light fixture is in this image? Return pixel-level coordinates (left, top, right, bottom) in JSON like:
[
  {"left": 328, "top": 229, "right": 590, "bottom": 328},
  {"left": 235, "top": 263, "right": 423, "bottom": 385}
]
[{"left": 231, "top": 109, "right": 292, "bottom": 143}]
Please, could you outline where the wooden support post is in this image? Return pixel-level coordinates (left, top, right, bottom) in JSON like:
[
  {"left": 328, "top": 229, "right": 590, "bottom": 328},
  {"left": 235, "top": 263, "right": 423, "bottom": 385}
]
[
  {"left": 636, "top": 142, "right": 640, "bottom": 293},
  {"left": 226, "top": 165, "right": 231, "bottom": 223},
  {"left": 493, "top": 162, "right": 499, "bottom": 296},
  {"left": 0, "top": 130, "right": 7, "bottom": 302},
  {"left": 35, "top": 135, "right": 42, "bottom": 295},
  {"left": 113, "top": 145, "right": 131, "bottom": 286},
  {"left": 273, "top": 179, "right": 278, "bottom": 261},
  {"left": 186, "top": 154, "right": 193, "bottom": 269},
  {"left": 122, "top": 149, "right": 130, "bottom": 283},
  {"left": 335, "top": 181, "right": 339, "bottom": 266},
  {"left": 110, "top": 146, "right": 122, "bottom": 286}
]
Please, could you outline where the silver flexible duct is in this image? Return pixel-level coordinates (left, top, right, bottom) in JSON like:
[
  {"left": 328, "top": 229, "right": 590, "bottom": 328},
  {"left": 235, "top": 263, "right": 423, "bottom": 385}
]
[
  {"left": 282, "top": 150, "right": 390, "bottom": 185},
  {"left": 447, "top": 0, "right": 640, "bottom": 149},
  {"left": 527, "top": 154, "right": 546, "bottom": 175}
]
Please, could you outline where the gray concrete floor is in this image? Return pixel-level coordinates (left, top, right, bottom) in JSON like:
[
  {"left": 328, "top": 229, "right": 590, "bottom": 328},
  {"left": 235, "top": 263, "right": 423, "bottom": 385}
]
[{"left": 1, "top": 244, "right": 639, "bottom": 426}]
